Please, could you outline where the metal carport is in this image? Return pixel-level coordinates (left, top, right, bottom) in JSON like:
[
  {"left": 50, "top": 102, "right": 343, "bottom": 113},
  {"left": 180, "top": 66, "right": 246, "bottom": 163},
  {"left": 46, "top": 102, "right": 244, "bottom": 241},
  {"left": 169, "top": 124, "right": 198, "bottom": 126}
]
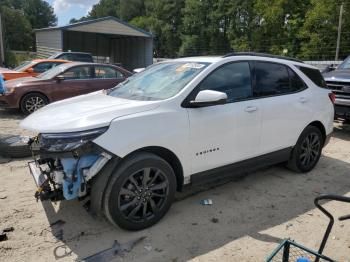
[{"left": 35, "top": 16, "right": 153, "bottom": 70}]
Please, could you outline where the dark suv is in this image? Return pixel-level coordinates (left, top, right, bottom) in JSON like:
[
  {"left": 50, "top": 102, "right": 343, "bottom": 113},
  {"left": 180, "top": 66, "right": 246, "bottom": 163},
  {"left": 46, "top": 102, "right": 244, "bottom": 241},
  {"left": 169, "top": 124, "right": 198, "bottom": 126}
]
[
  {"left": 323, "top": 56, "right": 350, "bottom": 120},
  {"left": 49, "top": 52, "right": 93, "bottom": 63}
]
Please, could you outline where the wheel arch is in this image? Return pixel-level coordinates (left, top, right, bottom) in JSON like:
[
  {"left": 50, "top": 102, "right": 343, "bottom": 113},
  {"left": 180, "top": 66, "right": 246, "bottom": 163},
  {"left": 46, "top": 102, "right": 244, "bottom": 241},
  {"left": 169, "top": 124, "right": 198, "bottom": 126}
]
[
  {"left": 20, "top": 91, "right": 50, "bottom": 106},
  {"left": 307, "top": 120, "right": 326, "bottom": 143},
  {"left": 132, "top": 146, "right": 184, "bottom": 192}
]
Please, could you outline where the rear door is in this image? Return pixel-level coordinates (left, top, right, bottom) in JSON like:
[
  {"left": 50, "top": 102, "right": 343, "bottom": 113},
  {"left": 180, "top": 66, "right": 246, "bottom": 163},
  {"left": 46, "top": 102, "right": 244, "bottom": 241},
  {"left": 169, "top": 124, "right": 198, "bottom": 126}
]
[
  {"left": 90, "top": 65, "right": 127, "bottom": 91},
  {"left": 252, "top": 61, "right": 312, "bottom": 154}
]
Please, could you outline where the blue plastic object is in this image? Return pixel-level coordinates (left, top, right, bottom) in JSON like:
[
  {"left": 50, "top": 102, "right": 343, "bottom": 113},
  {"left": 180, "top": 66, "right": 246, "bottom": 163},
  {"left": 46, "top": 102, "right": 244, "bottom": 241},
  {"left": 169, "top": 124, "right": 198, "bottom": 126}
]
[
  {"left": 61, "top": 154, "right": 99, "bottom": 200},
  {"left": 296, "top": 258, "right": 310, "bottom": 262},
  {"left": 0, "top": 74, "right": 5, "bottom": 94}
]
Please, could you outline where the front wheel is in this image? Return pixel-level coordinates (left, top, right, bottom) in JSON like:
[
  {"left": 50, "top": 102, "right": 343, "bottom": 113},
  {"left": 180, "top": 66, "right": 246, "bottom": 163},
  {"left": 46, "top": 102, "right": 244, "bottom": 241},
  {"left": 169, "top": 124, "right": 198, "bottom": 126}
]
[
  {"left": 20, "top": 93, "right": 48, "bottom": 114},
  {"left": 287, "top": 126, "right": 324, "bottom": 173},
  {"left": 103, "top": 152, "right": 177, "bottom": 230}
]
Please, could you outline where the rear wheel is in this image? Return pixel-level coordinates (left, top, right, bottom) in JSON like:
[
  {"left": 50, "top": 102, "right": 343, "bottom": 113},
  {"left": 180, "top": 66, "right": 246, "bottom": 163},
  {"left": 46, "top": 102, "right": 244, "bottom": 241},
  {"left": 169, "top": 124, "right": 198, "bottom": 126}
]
[
  {"left": 103, "top": 152, "right": 177, "bottom": 230},
  {"left": 20, "top": 93, "right": 48, "bottom": 114},
  {"left": 287, "top": 126, "right": 323, "bottom": 173}
]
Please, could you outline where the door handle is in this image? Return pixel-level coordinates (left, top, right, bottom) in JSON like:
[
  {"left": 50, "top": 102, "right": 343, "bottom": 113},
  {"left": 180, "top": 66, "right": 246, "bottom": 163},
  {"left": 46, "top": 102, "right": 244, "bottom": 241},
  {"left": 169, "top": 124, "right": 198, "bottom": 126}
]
[
  {"left": 245, "top": 106, "right": 258, "bottom": 113},
  {"left": 299, "top": 97, "right": 308, "bottom": 103}
]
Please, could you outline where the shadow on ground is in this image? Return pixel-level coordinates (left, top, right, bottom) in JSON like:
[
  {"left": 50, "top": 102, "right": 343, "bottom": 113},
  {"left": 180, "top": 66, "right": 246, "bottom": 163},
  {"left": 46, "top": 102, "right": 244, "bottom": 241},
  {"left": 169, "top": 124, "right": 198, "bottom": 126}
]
[{"left": 40, "top": 150, "right": 350, "bottom": 261}]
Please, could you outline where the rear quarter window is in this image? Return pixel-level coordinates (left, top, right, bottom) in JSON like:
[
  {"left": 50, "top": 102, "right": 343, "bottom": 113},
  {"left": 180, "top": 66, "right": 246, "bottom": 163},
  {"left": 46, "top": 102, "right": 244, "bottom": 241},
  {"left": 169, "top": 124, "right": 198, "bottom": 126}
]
[{"left": 297, "top": 66, "right": 327, "bottom": 88}]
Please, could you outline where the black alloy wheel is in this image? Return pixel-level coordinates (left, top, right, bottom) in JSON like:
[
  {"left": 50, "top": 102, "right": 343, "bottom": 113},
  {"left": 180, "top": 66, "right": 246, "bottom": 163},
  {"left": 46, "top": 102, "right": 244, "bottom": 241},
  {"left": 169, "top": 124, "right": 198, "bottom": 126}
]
[
  {"left": 118, "top": 167, "right": 169, "bottom": 222},
  {"left": 299, "top": 132, "right": 321, "bottom": 169},
  {"left": 103, "top": 152, "right": 177, "bottom": 230},
  {"left": 287, "top": 125, "right": 323, "bottom": 173}
]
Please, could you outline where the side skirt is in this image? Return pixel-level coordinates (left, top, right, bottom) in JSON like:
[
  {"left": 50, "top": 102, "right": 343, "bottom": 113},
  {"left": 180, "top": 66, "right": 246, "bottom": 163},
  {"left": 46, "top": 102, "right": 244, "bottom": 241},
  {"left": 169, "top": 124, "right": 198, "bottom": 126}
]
[{"left": 189, "top": 147, "right": 292, "bottom": 186}]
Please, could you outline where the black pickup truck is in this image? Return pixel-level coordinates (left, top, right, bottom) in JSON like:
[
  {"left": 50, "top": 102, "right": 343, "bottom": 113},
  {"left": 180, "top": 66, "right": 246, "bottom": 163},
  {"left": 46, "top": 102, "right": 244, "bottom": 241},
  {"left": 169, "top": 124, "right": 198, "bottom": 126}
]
[{"left": 323, "top": 56, "right": 350, "bottom": 120}]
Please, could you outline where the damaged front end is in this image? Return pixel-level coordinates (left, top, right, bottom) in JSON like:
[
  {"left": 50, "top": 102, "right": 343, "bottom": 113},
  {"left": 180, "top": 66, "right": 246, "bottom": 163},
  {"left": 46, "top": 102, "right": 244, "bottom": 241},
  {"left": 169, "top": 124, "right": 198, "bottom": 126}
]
[{"left": 27, "top": 127, "right": 112, "bottom": 202}]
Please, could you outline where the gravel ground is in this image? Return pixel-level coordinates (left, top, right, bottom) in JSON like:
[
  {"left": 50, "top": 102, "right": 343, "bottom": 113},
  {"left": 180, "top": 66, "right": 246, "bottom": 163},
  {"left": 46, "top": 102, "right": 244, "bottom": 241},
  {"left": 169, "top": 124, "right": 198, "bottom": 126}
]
[{"left": 1, "top": 108, "right": 350, "bottom": 262}]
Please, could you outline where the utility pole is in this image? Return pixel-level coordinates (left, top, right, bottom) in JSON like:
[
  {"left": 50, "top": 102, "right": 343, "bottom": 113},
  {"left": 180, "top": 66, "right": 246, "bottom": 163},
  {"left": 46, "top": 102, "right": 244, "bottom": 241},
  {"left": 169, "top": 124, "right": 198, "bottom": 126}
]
[
  {"left": 0, "top": 13, "right": 4, "bottom": 66},
  {"left": 335, "top": 3, "right": 344, "bottom": 61}
]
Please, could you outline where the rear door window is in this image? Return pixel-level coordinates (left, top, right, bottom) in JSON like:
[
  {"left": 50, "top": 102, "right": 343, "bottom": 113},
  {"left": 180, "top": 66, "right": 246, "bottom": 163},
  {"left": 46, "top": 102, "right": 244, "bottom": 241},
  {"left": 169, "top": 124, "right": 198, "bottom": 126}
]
[
  {"left": 94, "top": 66, "right": 124, "bottom": 79},
  {"left": 254, "top": 62, "right": 291, "bottom": 96}
]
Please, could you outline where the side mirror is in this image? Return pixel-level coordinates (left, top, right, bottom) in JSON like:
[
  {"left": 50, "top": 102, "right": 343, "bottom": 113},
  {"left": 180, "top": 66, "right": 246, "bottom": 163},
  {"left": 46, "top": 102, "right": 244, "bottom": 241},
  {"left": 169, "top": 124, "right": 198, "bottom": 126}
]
[
  {"left": 26, "top": 68, "right": 34, "bottom": 74},
  {"left": 55, "top": 75, "right": 65, "bottom": 82},
  {"left": 190, "top": 90, "right": 227, "bottom": 108}
]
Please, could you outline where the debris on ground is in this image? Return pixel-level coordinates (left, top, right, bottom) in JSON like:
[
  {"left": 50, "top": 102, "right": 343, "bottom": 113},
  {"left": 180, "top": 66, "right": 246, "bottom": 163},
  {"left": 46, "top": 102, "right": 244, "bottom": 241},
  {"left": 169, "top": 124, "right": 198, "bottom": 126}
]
[
  {"left": 0, "top": 196, "right": 7, "bottom": 199},
  {"left": 0, "top": 227, "right": 14, "bottom": 242},
  {"left": 210, "top": 218, "right": 219, "bottom": 223},
  {"left": 200, "top": 199, "right": 213, "bottom": 205},
  {"left": 286, "top": 223, "right": 293, "bottom": 230},
  {"left": 144, "top": 244, "right": 153, "bottom": 251},
  {"left": 82, "top": 236, "right": 146, "bottom": 262}
]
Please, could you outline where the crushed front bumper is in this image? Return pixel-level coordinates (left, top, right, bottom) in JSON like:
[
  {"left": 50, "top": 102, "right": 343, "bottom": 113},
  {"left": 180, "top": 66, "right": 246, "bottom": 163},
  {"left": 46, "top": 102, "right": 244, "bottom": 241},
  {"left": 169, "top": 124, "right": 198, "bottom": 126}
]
[{"left": 28, "top": 139, "right": 112, "bottom": 202}]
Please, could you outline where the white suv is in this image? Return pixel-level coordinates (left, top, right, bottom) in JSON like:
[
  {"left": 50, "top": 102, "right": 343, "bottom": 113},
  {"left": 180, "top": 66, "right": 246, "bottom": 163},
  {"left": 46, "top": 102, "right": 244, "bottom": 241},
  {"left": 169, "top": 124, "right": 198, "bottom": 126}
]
[{"left": 21, "top": 53, "right": 334, "bottom": 230}]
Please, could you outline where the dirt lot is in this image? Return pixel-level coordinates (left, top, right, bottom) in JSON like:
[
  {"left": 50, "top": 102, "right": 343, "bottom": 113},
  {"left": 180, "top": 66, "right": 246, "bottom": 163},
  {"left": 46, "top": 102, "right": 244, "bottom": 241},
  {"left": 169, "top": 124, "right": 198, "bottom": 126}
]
[{"left": 1, "top": 108, "right": 350, "bottom": 262}]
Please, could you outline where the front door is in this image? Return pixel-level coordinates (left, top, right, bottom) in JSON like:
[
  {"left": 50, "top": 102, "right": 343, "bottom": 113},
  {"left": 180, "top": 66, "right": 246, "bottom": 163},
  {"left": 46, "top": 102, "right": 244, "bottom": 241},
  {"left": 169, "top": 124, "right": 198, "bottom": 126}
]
[
  {"left": 50, "top": 65, "right": 94, "bottom": 101},
  {"left": 187, "top": 61, "right": 262, "bottom": 174}
]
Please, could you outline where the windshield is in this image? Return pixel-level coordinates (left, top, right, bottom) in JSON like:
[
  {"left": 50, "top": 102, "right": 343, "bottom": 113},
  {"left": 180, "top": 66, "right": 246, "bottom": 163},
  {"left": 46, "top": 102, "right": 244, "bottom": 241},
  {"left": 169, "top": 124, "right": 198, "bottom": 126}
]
[
  {"left": 108, "top": 62, "right": 209, "bottom": 101},
  {"left": 338, "top": 56, "right": 350, "bottom": 70},
  {"left": 14, "top": 61, "right": 33, "bottom": 72},
  {"left": 37, "top": 64, "right": 67, "bottom": 80}
]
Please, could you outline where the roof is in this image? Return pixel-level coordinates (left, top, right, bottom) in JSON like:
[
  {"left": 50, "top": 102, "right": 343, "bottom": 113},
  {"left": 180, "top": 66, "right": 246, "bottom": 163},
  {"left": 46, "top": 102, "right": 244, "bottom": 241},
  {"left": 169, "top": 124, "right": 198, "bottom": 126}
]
[
  {"left": 32, "top": 59, "right": 70, "bottom": 63},
  {"left": 223, "top": 52, "right": 304, "bottom": 63},
  {"left": 34, "top": 16, "right": 153, "bottom": 38},
  {"left": 174, "top": 56, "right": 222, "bottom": 63}
]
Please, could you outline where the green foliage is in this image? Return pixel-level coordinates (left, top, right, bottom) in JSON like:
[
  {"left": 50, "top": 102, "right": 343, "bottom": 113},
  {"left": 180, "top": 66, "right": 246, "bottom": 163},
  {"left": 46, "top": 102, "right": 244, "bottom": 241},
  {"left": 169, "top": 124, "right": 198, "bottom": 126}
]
[
  {"left": 1, "top": 6, "right": 32, "bottom": 50},
  {"left": 71, "top": 0, "right": 350, "bottom": 59},
  {"left": 23, "top": 0, "right": 57, "bottom": 29},
  {"left": 0, "top": 0, "right": 57, "bottom": 53}
]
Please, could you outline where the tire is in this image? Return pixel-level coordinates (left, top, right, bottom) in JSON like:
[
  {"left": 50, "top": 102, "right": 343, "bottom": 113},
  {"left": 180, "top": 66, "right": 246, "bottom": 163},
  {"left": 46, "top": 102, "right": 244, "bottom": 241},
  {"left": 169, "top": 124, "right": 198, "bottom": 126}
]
[
  {"left": 20, "top": 92, "right": 48, "bottom": 114},
  {"left": 0, "top": 134, "right": 31, "bottom": 158},
  {"left": 103, "top": 152, "right": 177, "bottom": 230},
  {"left": 287, "top": 126, "right": 324, "bottom": 173}
]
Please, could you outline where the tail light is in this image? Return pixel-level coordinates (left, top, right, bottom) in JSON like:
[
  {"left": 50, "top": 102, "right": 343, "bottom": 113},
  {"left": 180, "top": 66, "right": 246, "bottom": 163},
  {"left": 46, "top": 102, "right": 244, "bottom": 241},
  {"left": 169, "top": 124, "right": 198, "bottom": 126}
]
[{"left": 328, "top": 93, "right": 336, "bottom": 104}]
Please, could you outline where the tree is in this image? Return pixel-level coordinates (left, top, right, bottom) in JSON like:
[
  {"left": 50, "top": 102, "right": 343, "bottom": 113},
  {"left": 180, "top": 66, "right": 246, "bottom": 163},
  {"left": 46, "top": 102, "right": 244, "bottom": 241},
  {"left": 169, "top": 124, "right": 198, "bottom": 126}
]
[
  {"left": 23, "top": 0, "right": 57, "bottom": 29},
  {"left": 1, "top": 6, "right": 32, "bottom": 50},
  {"left": 89, "top": 0, "right": 120, "bottom": 18}
]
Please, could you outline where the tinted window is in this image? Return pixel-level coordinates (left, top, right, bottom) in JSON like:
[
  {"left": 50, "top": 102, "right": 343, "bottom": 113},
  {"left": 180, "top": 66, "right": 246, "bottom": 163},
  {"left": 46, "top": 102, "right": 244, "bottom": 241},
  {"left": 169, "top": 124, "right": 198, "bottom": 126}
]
[
  {"left": 288, "top": 68, "right": 307, "bottom": 91},
  {"left": 61, "top": 66, "right": 92, "bottom": 80},
  {"left": 73, "top": 54, "right": 93, "bottom": 62},
  {"left": 94, "top": 66, "right": 123, "bottom": 79},
  {"left": 297, "top": 66, "right": 327, "bottom": 88},
  {"left": 32, "top": 62, "right": 57, "bottom": 73},
  {"left": 197, "top": 62, "right": 252, "bottom": 102},
  {"left": 255, "top": 62, "right": 291, "bottom": 96}
]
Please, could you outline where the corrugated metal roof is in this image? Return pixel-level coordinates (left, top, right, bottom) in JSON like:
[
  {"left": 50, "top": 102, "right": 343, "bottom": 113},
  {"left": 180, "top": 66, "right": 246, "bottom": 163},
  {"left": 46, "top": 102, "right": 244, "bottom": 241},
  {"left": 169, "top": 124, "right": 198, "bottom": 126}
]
[{"left": 34, "top": 16, "right": 153, "bottom": 38}]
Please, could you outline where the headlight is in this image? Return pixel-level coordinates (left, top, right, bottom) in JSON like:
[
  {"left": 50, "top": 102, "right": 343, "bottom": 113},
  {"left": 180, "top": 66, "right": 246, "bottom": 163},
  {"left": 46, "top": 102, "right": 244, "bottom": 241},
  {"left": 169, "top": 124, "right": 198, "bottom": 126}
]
[
  {"left": 5, "top": 87, "right": 15, "bottom": 94},
  {"left": 39, "top": 126, "right": 108, "bottom": 152}
]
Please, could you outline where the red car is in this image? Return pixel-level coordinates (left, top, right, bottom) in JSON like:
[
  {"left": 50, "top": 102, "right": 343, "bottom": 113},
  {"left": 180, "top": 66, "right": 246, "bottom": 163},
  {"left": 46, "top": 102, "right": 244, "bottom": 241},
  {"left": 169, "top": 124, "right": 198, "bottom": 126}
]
[{"left": 0, "top": 62, "right": 132, "bottom": 114}]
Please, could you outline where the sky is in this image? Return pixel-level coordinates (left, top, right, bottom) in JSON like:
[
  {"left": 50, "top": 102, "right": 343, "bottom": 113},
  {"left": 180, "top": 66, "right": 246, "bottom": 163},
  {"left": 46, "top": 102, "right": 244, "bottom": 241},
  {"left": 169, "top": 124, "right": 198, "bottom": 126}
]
[{"left": 45, "top": 0, "right": 99, "bottom": 26}]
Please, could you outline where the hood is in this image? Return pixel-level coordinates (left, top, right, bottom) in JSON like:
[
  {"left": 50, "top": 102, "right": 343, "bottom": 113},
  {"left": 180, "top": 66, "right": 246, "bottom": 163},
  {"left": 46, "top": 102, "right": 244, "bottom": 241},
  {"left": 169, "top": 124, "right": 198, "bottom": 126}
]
[
  {"left": 20, "top": 91, "right": 160, "bottom": 133},
  {"left": 323, "top": 69, "right": 350, "bottom": 82}
]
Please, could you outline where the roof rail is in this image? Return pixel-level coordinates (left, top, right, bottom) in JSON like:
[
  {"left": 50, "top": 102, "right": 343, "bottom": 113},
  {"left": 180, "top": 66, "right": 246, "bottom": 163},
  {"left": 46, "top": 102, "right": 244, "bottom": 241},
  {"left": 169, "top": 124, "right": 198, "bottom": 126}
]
[{"left": 223, "top": 52, "right": 304, "bottom": 63}]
